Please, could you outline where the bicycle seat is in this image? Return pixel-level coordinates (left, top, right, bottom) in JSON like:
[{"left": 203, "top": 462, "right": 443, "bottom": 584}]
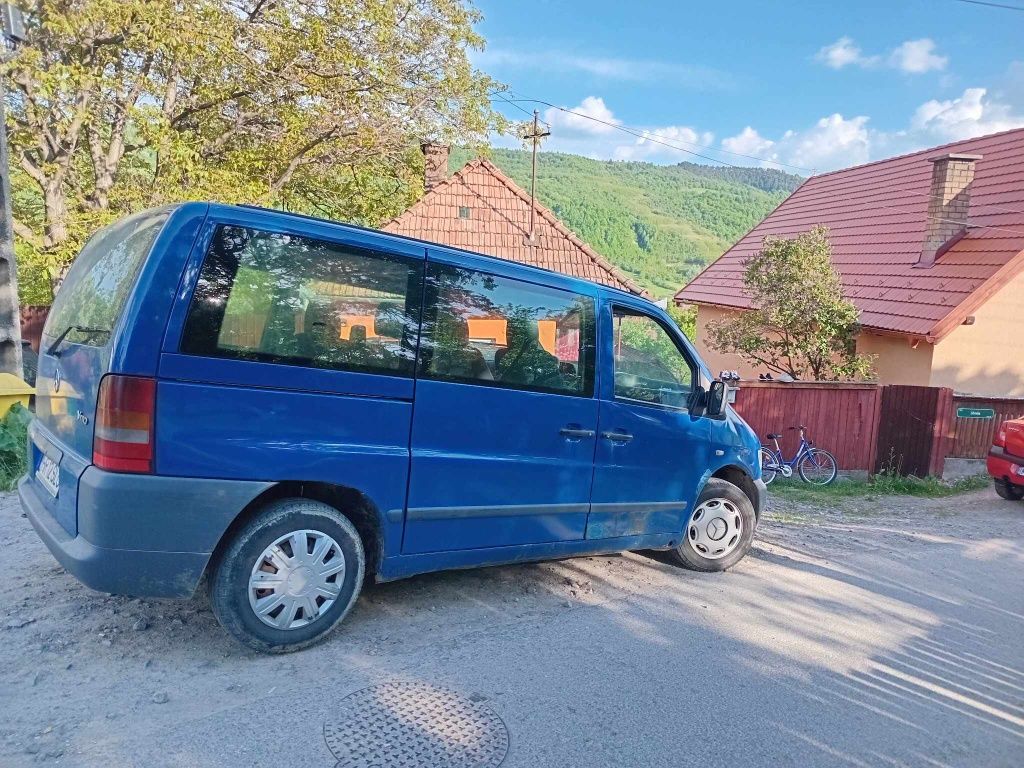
[{"left": 767, "top": 432, "right": 782, "bottom": 440}]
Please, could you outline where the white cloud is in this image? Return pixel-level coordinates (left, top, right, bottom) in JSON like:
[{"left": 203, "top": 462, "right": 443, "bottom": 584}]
[
  {"left": 612, "top": 126, "right": 715, "bottom": 162},
  {"left": 779, "top": 114, "right": 872, "bottom": 169},
  {"left": 531, "top": 98, "right": 713, "bottom": 163},
  {"left": 543, "top": 96, "right": 620, "bottom": 136},
  {"left": 719, "top": 84, "right": 1024, "bottom": 173},
  {"left": 911, "top": 87, "right": 1024, "bottom": 140},
  {"left": 721, "top": 127, "right": 775, "bottom": 157},
  {"left": 815, "top": 36, "right": 946, "bottom": 74},
  {"left": 889, "top": 39, "right": 947, "bottom": 74},
  {"left": 475, "top": 48, "right": 732, "bottom": 89},
  {"left": 816, "top": 37, "right": 875, "bottom": 69},
  {"left": 722, "top": 115, "right": 871, "bottom": 172}
]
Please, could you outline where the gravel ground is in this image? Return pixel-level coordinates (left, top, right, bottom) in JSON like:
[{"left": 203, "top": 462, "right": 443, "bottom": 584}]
[{"left": 1, "top": 488, "right": 1022, "bottom": 767}]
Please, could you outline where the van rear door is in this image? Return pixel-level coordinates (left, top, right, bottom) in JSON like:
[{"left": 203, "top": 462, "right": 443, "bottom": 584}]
[{"left": 31, "top": 209, "right": 170, "bottom": 534}]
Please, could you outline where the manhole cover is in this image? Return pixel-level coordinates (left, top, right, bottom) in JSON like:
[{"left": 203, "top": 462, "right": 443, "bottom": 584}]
[{"left": 324, "top": 681, "right": 509, "bottom": 768}]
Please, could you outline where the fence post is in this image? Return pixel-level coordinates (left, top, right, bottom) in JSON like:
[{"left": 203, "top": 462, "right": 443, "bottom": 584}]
[
  {"left": 866, "top": 385, "right": 884, "bottom": 474},
  {"left": 929, "top": 387, "right": 954, "bottom": 477}
]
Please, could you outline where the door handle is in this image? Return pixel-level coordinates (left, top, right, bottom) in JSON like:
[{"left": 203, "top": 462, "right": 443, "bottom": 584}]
[
  {"left": 560, "top": 426, "right": 596, "bottom": 439},
  {"left": 601, "top": 430, "right": 634, "bottom": 443}
]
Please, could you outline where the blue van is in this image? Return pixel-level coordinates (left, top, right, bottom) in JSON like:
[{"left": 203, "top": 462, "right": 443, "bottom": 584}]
[{"left": 19, "top": 203, "right": 765, "bottom": 652}]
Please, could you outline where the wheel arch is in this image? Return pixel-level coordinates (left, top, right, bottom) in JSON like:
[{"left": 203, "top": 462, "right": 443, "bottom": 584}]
[
  {"left": 203, "top": 481, "right": 385, "bottom": 587},
  {"left": 706, "top": 464, "right": 761, "bottom": 517}
]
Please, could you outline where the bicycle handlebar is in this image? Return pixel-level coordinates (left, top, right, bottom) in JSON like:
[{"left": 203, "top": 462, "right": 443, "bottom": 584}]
[{"left": 786, "top": 425, "right": 807, "bottom": 431}]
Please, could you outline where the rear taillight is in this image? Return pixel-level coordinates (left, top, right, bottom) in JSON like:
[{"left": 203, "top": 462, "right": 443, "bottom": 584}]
[
  {"left": 93, "top": 375, "right": 156, "bottom": 473},
  {"left": 995, "top": 428, "right": 1007, "bottom": 448}
]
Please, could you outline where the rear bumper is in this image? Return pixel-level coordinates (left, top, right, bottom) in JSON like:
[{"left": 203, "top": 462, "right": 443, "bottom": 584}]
[
  {"left": 19, "top": 468, "right": 271, "bottom": 598},
  {"left": 988, "top": 446, "right": 1024, "bottom": 485}
]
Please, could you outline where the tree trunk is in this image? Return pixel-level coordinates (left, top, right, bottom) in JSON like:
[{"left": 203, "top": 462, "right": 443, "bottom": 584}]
[{"left": 42, "top": 183, "right": 68, "bottom": 249}]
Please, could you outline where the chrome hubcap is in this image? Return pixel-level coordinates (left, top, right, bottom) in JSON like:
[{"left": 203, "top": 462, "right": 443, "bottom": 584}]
[
  {"left": 687, "top": 498, "right": 743, "bottom": 560},
  {"left": 248, "top": 529, "right": 345, "bottom": 630}
]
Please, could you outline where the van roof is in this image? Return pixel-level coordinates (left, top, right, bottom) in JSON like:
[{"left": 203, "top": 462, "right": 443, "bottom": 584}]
[{"left": 198, "top": 202, "right": 651, "bottom": 305}]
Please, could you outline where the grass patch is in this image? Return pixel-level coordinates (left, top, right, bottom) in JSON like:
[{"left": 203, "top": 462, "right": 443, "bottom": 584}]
[
  {"left": 0, "top": 403, "right": 32, "bottom": 490},
  {"left": 770, "top": 472, "right": 989, "bottom": 503}
]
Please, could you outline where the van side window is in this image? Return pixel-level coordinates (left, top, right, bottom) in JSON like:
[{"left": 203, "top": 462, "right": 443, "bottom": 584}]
[
  {"left": 612, "top": 308, "right": 694, "bottom": 409},
  {"left": 419, "top": 263, "right": 595, "bottom": 397},
  {"left": 181, "top": 225, "right": 422, "bottom": 376}
]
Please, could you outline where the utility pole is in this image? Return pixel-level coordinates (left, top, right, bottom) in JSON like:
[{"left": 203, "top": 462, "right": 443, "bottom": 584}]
[
  {"left": 0, "top": 3, "right": 24, "bottom": 376},
  {"left": 523, "top": 110, "right": 550, "bottom": 242}
]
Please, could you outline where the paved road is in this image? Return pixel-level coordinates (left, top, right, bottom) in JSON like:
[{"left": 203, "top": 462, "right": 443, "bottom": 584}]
[{"left": 2, "top": 489, "right": 1022, "bottom": 767}]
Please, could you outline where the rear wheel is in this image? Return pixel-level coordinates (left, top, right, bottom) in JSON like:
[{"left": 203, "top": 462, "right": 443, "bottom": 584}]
[
  {"left": 759, "top": 447, "right": 780, "bottom": 485},
  {"left": 209, "top": 498, "right": 365, "bottom": 653},
  {"left": 995, "top": 479, "right": 1024, "bottom": 501},
  {"left": 798, "top": 448, "right": 838, "bottom": 486},
  {"left": 669, "top": 478, "right": 756, "bottom": 572}
]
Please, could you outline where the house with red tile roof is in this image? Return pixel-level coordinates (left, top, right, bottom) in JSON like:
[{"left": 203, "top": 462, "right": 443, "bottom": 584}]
[
  {"left": 675, "top": 128, "right": 1024, "bottom": 397},
  {"left": 383, "top": 144, "right": 647, "bottom": 297}
]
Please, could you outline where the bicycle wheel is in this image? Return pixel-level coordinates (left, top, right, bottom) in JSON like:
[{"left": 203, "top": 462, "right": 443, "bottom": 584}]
[
  {"left": 798, "top": 448, "right": 838, "bottom": 486},
  {"left": 759, "top": 447, "right": 780, "bottom": 485}
]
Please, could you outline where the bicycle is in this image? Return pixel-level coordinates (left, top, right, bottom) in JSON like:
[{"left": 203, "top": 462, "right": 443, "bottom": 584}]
[{"left": 759, "top": 425, "right": 838, "bottom": 486}]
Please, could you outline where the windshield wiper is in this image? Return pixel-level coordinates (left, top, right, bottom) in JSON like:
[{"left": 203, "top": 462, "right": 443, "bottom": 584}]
[{"left": 46, "top": 325, "right": 110, "bottom": 356}]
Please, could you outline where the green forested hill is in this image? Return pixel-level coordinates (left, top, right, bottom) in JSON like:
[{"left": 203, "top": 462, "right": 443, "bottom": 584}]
[{"left": 449, "top": 148, "right": 802, "bottom": 298}]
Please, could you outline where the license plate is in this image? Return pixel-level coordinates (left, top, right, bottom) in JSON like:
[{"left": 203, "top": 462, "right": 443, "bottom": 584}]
[{"left": 36, "top": 454, "right": 59, "bottom": 498}]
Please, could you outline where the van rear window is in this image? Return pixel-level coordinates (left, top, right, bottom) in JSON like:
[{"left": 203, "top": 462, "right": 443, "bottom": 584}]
[{"left": 45, "top": 209, "right": 169, "bottom": 347}]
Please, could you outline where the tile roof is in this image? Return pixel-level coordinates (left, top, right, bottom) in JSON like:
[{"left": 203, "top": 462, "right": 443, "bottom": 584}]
[
  {"left": 675, "top": 128, "right": 1024, "bottom": 340},
  {"left": 382, "top": 158, "right": 647, "bottom": 296}
]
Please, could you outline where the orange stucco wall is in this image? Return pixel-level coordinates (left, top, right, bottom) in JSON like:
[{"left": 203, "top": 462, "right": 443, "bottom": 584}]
[
  {"left": 691, "top": 305, "right": 767, "bottom": 379},
  {"left": 930, "top": 268, "right": 1024, "bottom": 396},
  {"left": 855, "top": 332, "right": 933, "bottom": 386}
]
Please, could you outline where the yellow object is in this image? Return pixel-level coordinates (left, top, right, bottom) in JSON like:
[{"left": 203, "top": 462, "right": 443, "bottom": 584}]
[{"left": 0, "top": 373, "right": 34, "bottom": 414}]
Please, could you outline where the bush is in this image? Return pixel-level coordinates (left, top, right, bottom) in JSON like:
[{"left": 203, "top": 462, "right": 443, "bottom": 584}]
[{"left": 0, "top": 403, "right": 32, "bottom": 490}]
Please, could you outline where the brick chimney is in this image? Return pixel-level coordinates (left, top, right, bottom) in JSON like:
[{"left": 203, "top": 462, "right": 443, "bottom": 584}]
[
  {"left": 917, "top": 152, "right": 982, "bottom": 268},
  {"left": 421, "top": 142, "right": 450, "bottom": 192}
]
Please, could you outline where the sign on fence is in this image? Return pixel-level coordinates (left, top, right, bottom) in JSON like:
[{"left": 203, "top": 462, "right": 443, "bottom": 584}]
[{"left": 956, "top": 407, "right": 996, "bottom": 419}]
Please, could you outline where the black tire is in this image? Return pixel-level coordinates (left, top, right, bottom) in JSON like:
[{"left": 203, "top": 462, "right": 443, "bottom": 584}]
[
  {"left": 994, "top": 479, "right": 1024, "bottom": 501},
  {"left": 798, "top": 448, "right": 838, "bottom": 486},
  {"left": 209, "top": 498, "right": 365, "bottom": 653},
  {"left": 668, "top": 478, "right": 757, "bottom": 572},
  {"left": 759, "top": 447, "right": 779, "bottom": 485}
]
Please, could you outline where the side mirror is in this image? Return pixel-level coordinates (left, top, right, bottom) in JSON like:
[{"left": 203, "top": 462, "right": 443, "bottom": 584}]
[{"left": 706, "top": 380, "right": 728, "bottom": 417}]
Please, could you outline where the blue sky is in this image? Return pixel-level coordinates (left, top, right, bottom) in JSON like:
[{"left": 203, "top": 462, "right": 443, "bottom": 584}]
[{"left": 472, "top": 0, "right": 1024, "bottom": 173}]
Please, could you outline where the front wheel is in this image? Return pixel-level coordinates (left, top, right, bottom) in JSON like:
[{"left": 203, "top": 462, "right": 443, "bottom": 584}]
[
  {"left": 759, "top": 447, "right": 780, "bottom": 485},
  {"left": 995, "top": 479, "right": 1024, "bottom": 501},
  {"left": 798, "top": 448, "right": 838, "bottom": 486},
  {"left": 209, "top": 498, "right": 365, "bottom": 653},
  {"left": 669, "top": 478, "right": 756, "bottom": 572}
]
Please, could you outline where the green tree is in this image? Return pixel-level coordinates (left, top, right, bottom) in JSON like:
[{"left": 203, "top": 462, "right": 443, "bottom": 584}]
[
  {"left": 667, "top": 303, "right": 696, "bottom": 339},
  {"left": 6, "top": 0, "right": 502, "bottom": 302},
  {"left": 706, "top": 225, "right": 873, "bottom": 381}
]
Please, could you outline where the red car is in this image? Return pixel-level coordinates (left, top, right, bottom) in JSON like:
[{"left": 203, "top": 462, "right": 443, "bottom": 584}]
[{"left": 989, "top": 418, "right": 1024, "bottom": 501}]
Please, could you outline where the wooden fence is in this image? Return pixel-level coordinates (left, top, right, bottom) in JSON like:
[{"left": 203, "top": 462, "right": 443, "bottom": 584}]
[
  {"left": 20, "top": 305, "right": 50, "bottom": 353},
  {"left": 731, "top": 381, "right": 882, "bottom": 471},
  {"left": 949, "top": 395, "right": 1024, "bottom": 458}
]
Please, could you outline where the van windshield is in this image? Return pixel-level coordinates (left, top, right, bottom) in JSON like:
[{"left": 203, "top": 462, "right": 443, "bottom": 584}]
[{"left": 44, "top": 209, "right": 169, "bottom": 347}]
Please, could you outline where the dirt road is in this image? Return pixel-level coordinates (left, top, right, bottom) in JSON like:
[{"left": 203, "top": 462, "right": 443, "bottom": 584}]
[{"left": 2, "top": 488, "right": 1022, "bottom": 767}]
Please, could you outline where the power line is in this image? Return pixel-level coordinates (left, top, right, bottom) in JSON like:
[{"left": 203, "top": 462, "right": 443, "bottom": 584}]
[
  {"left": 952, "top": 0, "right": 1024, "bottom": 11},
  {"left": 495, "top": 94, "right": 817, "bottom": 173},
  {"left": 490, "top": 91, "right": 551, "bottom": 128}
]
